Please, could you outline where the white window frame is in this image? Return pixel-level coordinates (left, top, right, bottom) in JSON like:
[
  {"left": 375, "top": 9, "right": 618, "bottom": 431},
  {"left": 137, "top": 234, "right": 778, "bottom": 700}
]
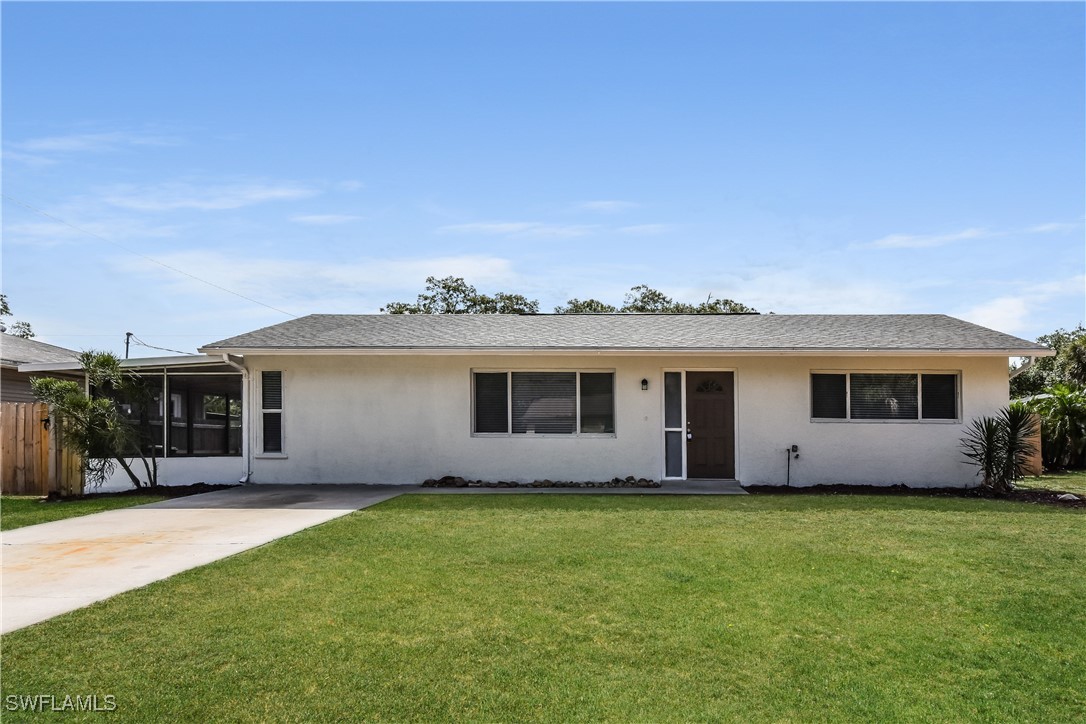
[
  {"left": 470, "top": 369, "right": 617, "bottom": 438},
  {"left": 661, "top": 370, "right": 687, "bottom": 480},
  {"left": 810, "top": 370, "right": 961, "bottom": 423},
  {"left": 256, "top": 370, "right": 287, "bottom": 457}
]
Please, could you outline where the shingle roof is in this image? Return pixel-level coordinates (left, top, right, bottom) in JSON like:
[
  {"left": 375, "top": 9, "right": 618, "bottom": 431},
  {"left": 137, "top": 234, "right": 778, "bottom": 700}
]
[
  {"left": 200, "top": 314, "right": 1048, "bottom": 354},
  {"left": 0, "top": 334, "right": 79, "bottom": 368}
]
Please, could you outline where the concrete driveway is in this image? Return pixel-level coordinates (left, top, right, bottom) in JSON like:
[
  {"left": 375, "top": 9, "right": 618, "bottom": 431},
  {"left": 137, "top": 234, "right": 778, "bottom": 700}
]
[{"left": 1, "top": 485, "right": 406, "bottom": 634}]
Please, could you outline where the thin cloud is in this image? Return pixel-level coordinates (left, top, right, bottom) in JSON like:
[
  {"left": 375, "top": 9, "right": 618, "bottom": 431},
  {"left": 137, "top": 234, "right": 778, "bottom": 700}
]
[
  {"left": 4, "top": 131, "right": 180, "bottom": 167},
  {"left": 11, "top": 131, "right": 177, "bottom": 153},
  {"left": 110, "top": 251, "right": 517, "bottom": 311},
  {"left": 3, "top": 218, "right": 181, "bottom": 247},
  {"left": 101, "top": 182, "right": 319, "bottom": 211},
  {"left": 865, "top": 219, "right": 1083, "bottom": 250},
  {"left": 957, "top": 273, "right": 1085, "bottom": 335},
  {"left": 577, "top": 200, "right": 639, "bottom": 213},
  {"left": 438, "top": 221, "right": 598, "bottom": 238},
  {"left": 2, "top": 149, "right": 59, "bottom": 168},
  {"left": 958, "top": 296, "right": 1032, "bottom": 335},
  {"left": 867, "top": 227, "right": 989, "bottom": 249},
  {"left": 721, "top": 270, "right": 909, "bottom": 314},
  {"left": 1026, "top": 221, "right": 1081, "bottom": 234},
  {"left": 289, "top": 214, "right": 363, "bottom": 226}
]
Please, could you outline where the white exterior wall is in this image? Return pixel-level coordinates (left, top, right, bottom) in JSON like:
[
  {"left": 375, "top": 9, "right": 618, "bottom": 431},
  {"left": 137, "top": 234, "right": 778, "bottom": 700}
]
[
  {"left": 243, "top": 353, "right": 1009, "bottom": 488},
  {"left": 94, "top": 457, "right": 247, "bottom": 492}
]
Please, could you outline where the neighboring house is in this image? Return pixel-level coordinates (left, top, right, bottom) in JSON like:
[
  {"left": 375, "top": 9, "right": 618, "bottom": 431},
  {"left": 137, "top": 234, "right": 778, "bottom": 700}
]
[
  {"left": 21, "top": 314, "right": 1051, "bottom": 488},
  {"left": 0, "top": 334, "right": 80, "bottom": 402}
]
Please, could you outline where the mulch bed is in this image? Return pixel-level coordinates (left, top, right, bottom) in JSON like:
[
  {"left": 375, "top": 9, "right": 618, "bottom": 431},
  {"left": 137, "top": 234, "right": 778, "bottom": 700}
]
[
  {"left": 44, "top": 483, "right": 238, "bottom": 502},
  {"left": 742, "top": 483, "right": 1085, "bottom": 509}
]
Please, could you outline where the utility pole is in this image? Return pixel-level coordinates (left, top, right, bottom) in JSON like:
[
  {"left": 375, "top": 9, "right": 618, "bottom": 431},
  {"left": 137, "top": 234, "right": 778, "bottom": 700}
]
[{"left": 125, "top": 332, "right": 133, "bottom": 359}]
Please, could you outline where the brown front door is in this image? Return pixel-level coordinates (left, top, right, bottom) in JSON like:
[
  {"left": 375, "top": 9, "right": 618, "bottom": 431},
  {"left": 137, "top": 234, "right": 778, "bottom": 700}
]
[{"left": 685, "top": 372, "right": 735, "bottom": 479}]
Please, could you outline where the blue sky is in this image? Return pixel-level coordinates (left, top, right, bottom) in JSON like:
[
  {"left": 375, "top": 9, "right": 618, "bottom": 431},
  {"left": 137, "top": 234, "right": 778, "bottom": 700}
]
[{"left": 2, "top": 2, "right": 1083, "bottom": 357}]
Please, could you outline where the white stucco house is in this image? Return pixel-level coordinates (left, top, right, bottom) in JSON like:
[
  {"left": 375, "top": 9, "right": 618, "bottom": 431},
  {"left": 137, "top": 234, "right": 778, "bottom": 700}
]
[{"left": 20, "top": 314, "right": 1050, "bottom": 489}]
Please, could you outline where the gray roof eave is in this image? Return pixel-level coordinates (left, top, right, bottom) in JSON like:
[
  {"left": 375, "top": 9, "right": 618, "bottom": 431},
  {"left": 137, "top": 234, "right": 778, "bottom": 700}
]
[
  {"left": 198, "top": 345, "right": 1055, "bottom": 357},
  {"left": 19, "top": 354, "right": 238, "bottom": 374}
]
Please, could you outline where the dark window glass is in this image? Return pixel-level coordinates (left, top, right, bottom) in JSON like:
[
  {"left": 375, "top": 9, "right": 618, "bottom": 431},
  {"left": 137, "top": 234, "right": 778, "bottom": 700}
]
[
  {"left": 110, "top": 377, "right": 164, "bottom": 457},
  {"left": 261, "top": 371, "right": 283, "bottom": 453},
  {"left": 922, "top": 374, "right": 958, "bottom": 419},
  {"left": 474, "top": 373, "right": 508, "bottom": 433},
  {"left": 168, "top": 375, "right": 243, "bottom": 456},
  {"left": 811, "top": 374, "right": 847, "bottom": 418},
  {"left": 262, "top": 412, "right": 282, "bottom": 453},
  {"left": 107, "top": 374, "right": 241, "bottom": 457},
  {"left": 169, "top": 387, "right": 189, "bottom": 455},
  {"left": 850, "top": 373, "right": 918, "bottom": 420},
  {"left": 512, "top": 372, "right": 576, "bottom": 434},
  {"left": 664, "top": 372, "right": 682, "bottom": 428},
  {"left": 579, "top": 373, "right": 614, "bottom": 433},
  {"left": 262, "top": 371, "right": 283, "bottom": 410},
  {"left": 665, "top": 430, "right": 683, "bottom": 478}
]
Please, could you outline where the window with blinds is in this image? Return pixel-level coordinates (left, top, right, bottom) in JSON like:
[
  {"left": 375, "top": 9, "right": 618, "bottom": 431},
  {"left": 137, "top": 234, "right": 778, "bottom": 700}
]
[
  {"left": 850, "top": 373, "right": 918, "bottom": 420},
  {"left": 810, "top": 372, "right": 959, "bottom": 422},
  {"left": 473, "top": 373, "right": 509, "bottom": 433},
  {"left": 261, "top": 371, "right": 284, "bottom": 453},
  {"left": 473, "top": 371, "right": 615, "bottom": 435}
]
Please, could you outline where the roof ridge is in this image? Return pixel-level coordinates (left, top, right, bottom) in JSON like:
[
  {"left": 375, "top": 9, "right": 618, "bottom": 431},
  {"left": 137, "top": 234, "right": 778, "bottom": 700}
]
[{"left": 199, "top": 313, "right": 1047, "bottom": 354}]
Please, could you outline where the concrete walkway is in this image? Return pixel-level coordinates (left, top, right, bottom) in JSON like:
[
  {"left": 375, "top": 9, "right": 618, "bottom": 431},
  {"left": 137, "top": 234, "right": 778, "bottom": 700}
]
[{"left": 0, "top": 485, "right": 403, "bottom": 634}]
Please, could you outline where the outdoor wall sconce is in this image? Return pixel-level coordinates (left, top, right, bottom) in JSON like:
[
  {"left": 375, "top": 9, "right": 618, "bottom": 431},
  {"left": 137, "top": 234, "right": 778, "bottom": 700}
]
[{"left": 641, "top": 378, "right": 649, "bottom": 391}]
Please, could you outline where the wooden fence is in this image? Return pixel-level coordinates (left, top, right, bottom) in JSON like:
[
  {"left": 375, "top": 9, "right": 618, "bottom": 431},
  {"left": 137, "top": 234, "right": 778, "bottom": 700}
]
[
  {"left": 1024, "top": 412, "right": 1043, "bottom": 477},
  {"left": 1, "top": 402, "right": 84, "bottom": 496}
]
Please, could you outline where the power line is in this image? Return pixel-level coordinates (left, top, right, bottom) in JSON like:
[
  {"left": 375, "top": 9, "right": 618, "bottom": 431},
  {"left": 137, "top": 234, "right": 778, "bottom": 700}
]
[
  {"left": 2, "top": 194, "right": 298, "bottom": 319},
  {"left": 129, "top": 334, "right": 197, "bottom": 357}
]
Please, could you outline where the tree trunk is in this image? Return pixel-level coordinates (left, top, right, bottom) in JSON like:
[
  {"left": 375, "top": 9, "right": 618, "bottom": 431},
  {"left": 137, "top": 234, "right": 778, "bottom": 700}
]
[
  {"left": 114, "top": 456, "right": 143, "bottom": 488},
  {"left": 137, "top": 453, "right": 156, "bottom": 488}
]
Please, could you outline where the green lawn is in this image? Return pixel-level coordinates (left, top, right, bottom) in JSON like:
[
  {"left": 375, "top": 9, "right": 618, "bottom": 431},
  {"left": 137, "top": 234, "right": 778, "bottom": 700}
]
[
  {"left": 0, "top": 495, "right": 166, "bottom": 531},
  {"left": 1017, "top": 468, "right": 1086, "bottom": 496},
  {"left": 1, "top": 495, "right": 1083, "bottom": 722}
]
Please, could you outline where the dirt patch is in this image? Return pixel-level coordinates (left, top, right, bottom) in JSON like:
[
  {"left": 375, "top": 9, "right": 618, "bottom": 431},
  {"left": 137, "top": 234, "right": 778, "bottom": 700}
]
[
  {"left": 742, "top": 483, "right": 1085, "bottom": 509},
  {"left": 44, "top": 483, "right": 238, "bottom": 503}
]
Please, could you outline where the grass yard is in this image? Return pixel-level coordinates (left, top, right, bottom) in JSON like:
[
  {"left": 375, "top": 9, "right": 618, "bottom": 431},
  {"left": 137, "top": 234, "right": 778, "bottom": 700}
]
[
  {"left": 1017, "top": 468, "right": 1086, "bottom": 497},
  {"left": 0, "top": 495, "right": 166, "bottom": 531},
  {"left": 1, "top": 494, "right": 1083, "bottom": 722}
]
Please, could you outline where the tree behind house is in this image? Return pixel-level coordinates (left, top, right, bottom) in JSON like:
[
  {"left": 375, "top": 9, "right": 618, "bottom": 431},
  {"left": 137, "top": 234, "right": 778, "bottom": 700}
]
[
  {"left": 1026, "top": 384, "right": 1086, "bottom": 469},
  {"left": 384, "top": 277, "right": 757, "bottom": 315},
  {"left": 0, "top": 293, "right": 35, "bottom": 338},
  {"left": 1010, "top": 325, "right": 1086, "bottom": 398}
]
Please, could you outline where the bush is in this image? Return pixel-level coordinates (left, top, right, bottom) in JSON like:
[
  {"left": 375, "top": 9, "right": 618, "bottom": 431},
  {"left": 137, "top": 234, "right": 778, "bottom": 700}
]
[
  {"left": 960, "top": 406, "right": 1038, "bottom": 491},
  {"left": 1026, "top": 384, "right": 1086, "bottom": 469}
]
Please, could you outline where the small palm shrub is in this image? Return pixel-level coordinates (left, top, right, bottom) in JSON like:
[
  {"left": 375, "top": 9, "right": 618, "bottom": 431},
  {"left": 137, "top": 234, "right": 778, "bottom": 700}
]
[{"left": 960, "top": 406, "right": 1039, "bottom": 491}]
